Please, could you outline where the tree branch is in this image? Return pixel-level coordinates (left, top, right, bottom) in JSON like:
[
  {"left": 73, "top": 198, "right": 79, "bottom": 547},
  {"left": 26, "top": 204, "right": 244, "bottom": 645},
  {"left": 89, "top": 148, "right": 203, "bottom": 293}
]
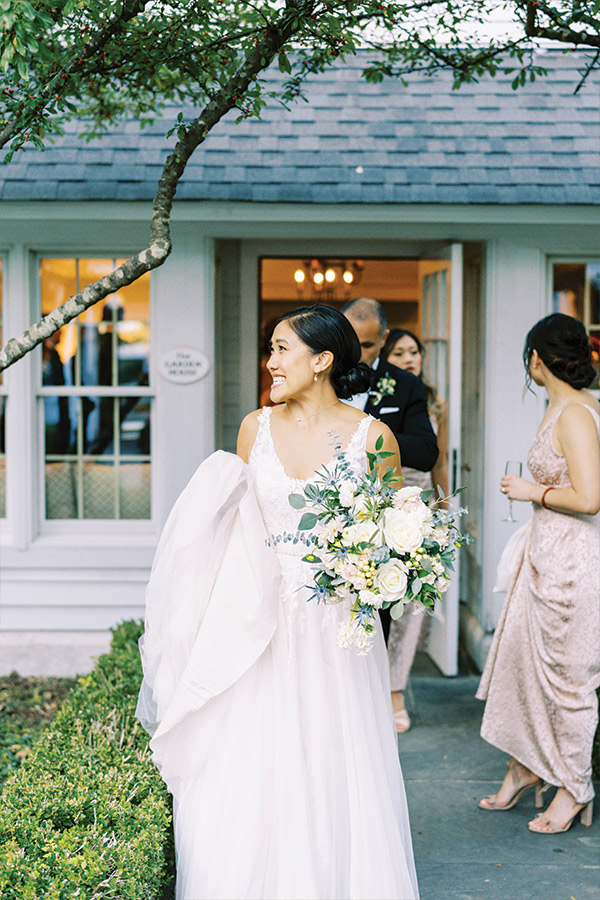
[
  {"left": 0, "top": 0, "right": 150, "bottom": 150},
  {"left": 0, "top": 4, "right": 308, "bottom": 372}
]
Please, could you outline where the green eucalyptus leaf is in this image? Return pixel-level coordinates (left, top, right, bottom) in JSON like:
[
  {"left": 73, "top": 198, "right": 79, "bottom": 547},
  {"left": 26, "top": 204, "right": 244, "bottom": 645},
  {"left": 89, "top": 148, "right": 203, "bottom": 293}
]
[
  {"left": 288, "top": 493, "right": 306, "bottom": 509},
  {"left": 298, "top": 512, "right": 318, "bottom": 531}
]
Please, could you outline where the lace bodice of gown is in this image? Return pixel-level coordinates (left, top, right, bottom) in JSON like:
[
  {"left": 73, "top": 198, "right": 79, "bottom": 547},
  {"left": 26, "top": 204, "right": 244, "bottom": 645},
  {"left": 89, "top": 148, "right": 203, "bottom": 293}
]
[
  {"left": 248, "top": 408, "right": 372, "bottom": 633},
  {"left": 528, "top": 403, "right": 600, "bottom": 495},
  {"left": 249, "top": 406, "right": 373, "bottom": 548}
]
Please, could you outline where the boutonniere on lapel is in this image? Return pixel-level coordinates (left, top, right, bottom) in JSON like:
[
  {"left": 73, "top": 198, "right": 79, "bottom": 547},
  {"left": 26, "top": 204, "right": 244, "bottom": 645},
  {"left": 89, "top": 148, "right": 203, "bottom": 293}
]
[{"left": 370, "top": 374, "right": 396, "bottom": 406}]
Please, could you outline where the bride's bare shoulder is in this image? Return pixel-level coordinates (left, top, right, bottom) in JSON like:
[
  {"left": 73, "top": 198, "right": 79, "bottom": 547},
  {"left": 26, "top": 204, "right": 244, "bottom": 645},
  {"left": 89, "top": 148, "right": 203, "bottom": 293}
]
[{"left": 237, "top": 408, "right": 264, "bottom": 462}]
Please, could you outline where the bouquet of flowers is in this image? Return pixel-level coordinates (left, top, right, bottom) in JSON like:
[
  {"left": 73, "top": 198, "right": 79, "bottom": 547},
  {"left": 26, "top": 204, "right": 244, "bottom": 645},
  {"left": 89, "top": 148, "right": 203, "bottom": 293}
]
[{"left": 288, "top": 436, "right": 469, "bottom": 655}]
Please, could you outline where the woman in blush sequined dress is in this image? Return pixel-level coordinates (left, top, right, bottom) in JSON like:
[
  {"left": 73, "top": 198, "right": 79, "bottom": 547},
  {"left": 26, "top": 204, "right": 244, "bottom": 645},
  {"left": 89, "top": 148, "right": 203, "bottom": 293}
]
[
  {"left": 477, "top": 313, "right": 600, "bottom": 835},
  {"left": 137, "top": 305, "right": 419, "bottom": 900}
]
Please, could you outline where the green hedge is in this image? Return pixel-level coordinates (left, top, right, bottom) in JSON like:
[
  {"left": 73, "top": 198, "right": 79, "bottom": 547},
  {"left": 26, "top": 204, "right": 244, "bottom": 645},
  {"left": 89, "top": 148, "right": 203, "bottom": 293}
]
[{"left": 0, "top": 620, "right": 174, "bottom": 900}]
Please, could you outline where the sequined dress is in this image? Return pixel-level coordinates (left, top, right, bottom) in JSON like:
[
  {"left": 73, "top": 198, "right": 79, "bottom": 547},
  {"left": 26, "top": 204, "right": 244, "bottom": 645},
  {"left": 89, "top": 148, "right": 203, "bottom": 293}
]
[
  {"left": 170, "top": 408, "right": 419, "bottom": 900},
  {"left": 477, "top": 405, "right": 600, "bottom": 803}
]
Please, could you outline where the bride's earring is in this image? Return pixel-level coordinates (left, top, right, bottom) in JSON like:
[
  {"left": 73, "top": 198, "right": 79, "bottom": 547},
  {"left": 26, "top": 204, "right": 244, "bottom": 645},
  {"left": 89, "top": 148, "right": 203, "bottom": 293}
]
[{"left": 314, "top": 372, "right": 318, "bottom": 382}]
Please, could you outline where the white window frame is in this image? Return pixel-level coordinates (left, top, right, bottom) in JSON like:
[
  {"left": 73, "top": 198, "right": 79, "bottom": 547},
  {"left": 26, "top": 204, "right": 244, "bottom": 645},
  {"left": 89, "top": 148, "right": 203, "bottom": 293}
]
[
  {"left": 548, "top": 253, "right": 600, "bottom": 397},
  {"left": 32, "top": 251, "right": 158, "bottom": 538},
  {"left": 0, "top": 253, "right": 7, "bottom": 526}
]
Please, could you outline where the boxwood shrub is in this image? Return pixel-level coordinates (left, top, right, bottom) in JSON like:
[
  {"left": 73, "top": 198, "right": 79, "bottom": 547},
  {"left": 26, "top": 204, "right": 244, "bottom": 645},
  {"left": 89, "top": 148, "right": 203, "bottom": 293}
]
[{"left": 0, "top": 620, "right": 174, "bottom": 900}]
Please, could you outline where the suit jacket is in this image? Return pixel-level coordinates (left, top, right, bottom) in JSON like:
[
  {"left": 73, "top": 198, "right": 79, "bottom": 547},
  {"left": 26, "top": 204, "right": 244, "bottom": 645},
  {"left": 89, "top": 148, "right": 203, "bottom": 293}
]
[{"left": 364, "top": 358, "right": 438, "bottom": 472}]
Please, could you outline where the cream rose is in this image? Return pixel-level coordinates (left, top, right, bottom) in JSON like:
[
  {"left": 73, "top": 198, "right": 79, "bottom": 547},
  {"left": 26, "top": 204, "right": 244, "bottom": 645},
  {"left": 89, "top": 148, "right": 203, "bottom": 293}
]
[
  {"left": 342, "top": 520, "right": 379, "bottom": 548},
  {"left": 381, "top": 508, "right": 423, "bottom": 555},
  {"left": 375, "top": 559, "right": 408, "bottom": 602},
  {"left": 392, "top": 485, "right": 423, "bottom": 508}
]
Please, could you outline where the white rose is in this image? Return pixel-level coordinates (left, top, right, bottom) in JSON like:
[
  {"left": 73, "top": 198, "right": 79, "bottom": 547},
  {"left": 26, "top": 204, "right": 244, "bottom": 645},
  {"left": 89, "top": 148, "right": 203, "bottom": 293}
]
[
  {"left": 432, "top": 525, "right": 449, "bottom": 549},
  {"left": 436, "top": 573, "right": 451, "bottom": 593},
  {"left": 339, "top": 480, "right": 356, "bottom": 507},
  {"left": 375, "top": 559, "right": 408, "bottom": 602},
  {"left": 381, "top": 508, "right": 423, "bottom": 555},
  {"left": 342, "top": 520, "right": 379, "bottom": 548},
  {"left": 392, "top": 485, "right": 423, "bottom": 508}
]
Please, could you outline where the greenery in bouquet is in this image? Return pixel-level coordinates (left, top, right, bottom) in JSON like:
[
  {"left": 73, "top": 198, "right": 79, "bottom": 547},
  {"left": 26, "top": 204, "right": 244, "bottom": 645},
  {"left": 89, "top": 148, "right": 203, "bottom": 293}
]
[{"left": 288, "top": 436, "right": 470, "bottom": 654}]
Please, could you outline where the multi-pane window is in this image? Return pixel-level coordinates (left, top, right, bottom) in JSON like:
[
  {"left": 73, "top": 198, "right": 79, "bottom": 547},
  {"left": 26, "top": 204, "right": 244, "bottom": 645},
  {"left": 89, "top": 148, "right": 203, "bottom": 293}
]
[
  {"left": 553, "top": 262, "right": 600, "bottom": 389},
  {"left": 39, "top": 258, "right": 152, "bottom": 520},
  {"left": 0, "top": 260, "right": 6, "bottom": 518}
]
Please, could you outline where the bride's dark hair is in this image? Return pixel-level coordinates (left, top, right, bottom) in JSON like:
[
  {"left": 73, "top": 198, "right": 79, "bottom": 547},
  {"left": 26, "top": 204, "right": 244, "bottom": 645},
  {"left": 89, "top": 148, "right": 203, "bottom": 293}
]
[
  {"left": 523, "top": 313, "right": 595, "bottom": 390},
  {"left": 276, "top": 305, "right": 372, "bottom": 399}
]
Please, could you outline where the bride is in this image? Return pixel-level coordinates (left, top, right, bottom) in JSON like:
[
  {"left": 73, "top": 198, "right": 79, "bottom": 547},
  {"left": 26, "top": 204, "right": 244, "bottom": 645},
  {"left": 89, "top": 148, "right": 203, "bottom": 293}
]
[{"left": 136, "top": 305, "right": 419, "bottom": 900}]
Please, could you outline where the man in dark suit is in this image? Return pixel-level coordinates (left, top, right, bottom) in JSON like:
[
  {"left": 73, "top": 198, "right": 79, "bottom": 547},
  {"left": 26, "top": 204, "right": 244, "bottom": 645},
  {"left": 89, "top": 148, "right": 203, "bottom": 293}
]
[{"left": 342, "top": 297, "right": 438, "bottom": 642}]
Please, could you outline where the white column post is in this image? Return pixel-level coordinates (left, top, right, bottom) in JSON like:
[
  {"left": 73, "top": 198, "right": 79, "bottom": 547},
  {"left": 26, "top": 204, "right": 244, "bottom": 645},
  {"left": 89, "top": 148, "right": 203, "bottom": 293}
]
[
  {"left": 3, "top": 243, "right": 35, "bottom": 549},
  {"left": 152, "top": 233, "right": 216, "bottom": 528},
  {"left": 481, "top": 241, "right": 547, "bottom": 633}
]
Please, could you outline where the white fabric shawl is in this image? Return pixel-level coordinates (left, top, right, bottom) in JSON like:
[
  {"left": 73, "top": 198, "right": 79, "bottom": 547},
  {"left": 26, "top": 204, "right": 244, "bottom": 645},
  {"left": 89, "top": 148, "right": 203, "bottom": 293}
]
[{"left": 135, "top": 450, "right": 280, "bottom": 792}]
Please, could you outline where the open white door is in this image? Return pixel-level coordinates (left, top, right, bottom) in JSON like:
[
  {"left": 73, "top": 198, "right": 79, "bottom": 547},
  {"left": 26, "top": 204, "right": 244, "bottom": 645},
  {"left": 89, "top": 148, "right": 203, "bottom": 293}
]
[{"left": 419, "top": 244, "right": 463, "bottom": 676}]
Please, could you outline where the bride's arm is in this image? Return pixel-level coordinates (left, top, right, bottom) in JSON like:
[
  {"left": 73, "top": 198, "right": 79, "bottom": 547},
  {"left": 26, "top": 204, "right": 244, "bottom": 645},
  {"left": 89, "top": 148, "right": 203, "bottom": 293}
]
[
  {"left": 366, "top": 420, "right": 401, "bottom": 480},
  {"left": 236, "top": 410, "right": 261, "bottom": 463},
  {"left": 502, "top": 404, "right": 600, "bottom": 515}
]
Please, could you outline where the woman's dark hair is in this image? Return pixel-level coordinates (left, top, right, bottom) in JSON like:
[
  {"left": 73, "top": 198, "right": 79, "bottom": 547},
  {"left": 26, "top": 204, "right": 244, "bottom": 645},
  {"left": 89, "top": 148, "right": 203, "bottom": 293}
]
[
  {"left": 276, "top": 305, "right": 372, "bottom": 399},
  {"left": 382, "top": 327, "right": 438, "bottom": 407},
  {"left": 523, "top": 313, "right": 595, "bottom": 390}
]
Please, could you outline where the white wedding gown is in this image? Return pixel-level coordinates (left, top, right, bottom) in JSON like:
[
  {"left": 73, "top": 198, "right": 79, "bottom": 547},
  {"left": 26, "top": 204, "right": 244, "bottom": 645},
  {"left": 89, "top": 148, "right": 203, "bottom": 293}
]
[{"left": 138, "top": 408, "right": 419, "bottom": 900}]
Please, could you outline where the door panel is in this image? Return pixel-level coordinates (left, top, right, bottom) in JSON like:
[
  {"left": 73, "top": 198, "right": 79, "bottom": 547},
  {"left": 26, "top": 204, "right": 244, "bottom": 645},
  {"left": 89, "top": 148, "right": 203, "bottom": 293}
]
[{"left": 420, "top": 244, "right": 463, "bottom": 676}]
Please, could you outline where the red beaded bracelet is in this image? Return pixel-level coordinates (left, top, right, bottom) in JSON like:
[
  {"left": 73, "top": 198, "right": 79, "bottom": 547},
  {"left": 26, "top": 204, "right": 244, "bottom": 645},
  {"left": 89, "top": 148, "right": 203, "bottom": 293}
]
[{"left": 541, "top": 487, "right": 553, "bottom": 510}]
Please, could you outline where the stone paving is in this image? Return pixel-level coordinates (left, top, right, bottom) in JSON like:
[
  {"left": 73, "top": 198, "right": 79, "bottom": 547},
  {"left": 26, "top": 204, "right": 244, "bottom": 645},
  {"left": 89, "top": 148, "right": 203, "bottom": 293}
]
[{"left": 400, "top": 658, "right": 600, "bottom": 900}]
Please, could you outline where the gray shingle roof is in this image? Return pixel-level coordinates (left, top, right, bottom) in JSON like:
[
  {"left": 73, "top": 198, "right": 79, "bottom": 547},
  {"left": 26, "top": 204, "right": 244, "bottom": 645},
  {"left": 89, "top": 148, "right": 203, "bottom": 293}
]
[{"left": 2, "top": 50, "right": 598, "bottom": 204}]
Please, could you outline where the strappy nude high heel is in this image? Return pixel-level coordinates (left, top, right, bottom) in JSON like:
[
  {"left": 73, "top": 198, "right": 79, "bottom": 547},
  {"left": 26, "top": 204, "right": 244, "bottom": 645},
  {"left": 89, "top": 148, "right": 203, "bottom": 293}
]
[
  {"left": 528, "top": 800, "right": 594, "bottom": 834},
  {"left": 479, "top": 759, "right": 545, "bottom": 811}
]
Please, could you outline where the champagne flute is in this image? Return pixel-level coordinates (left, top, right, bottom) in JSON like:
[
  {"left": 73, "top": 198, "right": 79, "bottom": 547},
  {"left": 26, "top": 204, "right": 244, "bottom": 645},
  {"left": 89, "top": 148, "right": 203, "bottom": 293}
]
[{"left": 502, "top": 460, "right": 522, "bottom": 522}]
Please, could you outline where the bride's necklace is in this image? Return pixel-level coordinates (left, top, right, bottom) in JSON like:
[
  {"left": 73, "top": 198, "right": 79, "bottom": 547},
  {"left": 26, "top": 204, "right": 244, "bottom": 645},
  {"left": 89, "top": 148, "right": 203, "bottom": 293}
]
[{"left": 285, "top": 399, "right": 339, "bottom": 424}]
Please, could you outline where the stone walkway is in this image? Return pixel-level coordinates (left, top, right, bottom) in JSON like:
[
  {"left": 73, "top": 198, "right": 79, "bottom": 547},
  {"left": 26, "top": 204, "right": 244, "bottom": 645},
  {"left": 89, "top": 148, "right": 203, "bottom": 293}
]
[{"left": 400, "top": 658, "right": 600, "bottom": 900}]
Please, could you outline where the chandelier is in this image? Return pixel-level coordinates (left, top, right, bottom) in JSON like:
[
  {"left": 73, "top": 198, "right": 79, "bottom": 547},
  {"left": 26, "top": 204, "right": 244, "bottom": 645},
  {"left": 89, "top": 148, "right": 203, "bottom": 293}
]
[{"left": 293, "top": 259, "right": 364, "bottom": 299}]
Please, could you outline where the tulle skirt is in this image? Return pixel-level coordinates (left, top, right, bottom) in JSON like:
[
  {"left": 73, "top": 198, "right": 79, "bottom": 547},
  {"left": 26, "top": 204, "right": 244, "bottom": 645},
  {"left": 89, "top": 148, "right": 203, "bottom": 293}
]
[{"left": 172, "top": 561, "right": 419, "bottom": 900}]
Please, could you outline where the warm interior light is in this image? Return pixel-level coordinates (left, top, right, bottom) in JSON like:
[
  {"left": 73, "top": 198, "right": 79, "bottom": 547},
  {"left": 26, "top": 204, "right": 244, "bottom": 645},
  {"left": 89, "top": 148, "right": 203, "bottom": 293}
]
[
  {"left": 294, "top": 269, "right": 305, "bottom": 284},
  {"left": 324, "top": 268, "right": 336, "bottom": 283},
  {"left": 343, "top": 270, "right": 353, "bottom": 284},
  {"left": 313, "top": 271, "right": 324, "bottom": 285}
]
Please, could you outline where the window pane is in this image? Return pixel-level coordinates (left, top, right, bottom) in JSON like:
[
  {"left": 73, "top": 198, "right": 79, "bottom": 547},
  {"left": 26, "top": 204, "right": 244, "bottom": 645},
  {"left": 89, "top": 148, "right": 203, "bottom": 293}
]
[
  {"left": 120, "top": 397, "right": 150, "bottom": 456},
  {"left": 83, "top": 460, "right": 116, "bottom": 519},
  {"left": 553, "top": 264, "right": 585, "bottom": 319},
  {"left": 83, "top": 396, "right": 115, "bottom": 456},
  {"left": 120, "top": 462, "right": 151, "bottom": 519},
  {"left": 46, "top": 461, "right": 78, "bottom": 519}
]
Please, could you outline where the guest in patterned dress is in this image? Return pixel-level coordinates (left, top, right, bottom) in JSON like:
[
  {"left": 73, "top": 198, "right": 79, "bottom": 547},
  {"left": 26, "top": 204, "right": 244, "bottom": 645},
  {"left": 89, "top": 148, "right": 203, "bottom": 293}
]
[
  {"left": 382, "top": 329, "right": 448, "bottom": 733},
  {"left": 477, "top": 313, "right": 600, "bottom": 834}
]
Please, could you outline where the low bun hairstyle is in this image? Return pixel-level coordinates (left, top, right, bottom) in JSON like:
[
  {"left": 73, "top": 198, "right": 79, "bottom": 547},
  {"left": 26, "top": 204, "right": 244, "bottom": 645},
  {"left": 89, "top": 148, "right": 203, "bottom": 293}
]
[
  {"left": 276, "top": 305, "right": 372, "bottom": 399},
  {"left": 523, "top": 313, "right": 596, "bottom": 390}
]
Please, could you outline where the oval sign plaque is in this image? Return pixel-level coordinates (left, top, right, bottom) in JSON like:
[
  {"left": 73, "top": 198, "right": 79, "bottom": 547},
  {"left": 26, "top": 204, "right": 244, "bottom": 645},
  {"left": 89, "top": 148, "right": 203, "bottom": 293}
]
[{"left": 158, "top": 347, "right": 210, "bottom": 385}]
